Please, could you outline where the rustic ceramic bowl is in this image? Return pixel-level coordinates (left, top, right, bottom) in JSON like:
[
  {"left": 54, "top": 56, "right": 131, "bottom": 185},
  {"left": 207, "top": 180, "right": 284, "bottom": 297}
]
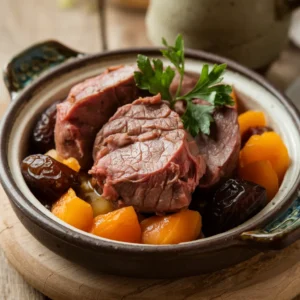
[{"left": 1, "top": 41, "right": 300, "bottom": 278}]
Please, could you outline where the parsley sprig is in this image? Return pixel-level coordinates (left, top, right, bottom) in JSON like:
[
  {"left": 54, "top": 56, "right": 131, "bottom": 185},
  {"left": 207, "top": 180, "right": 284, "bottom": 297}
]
[
  {"left": 161, "top": 36, "right": 185, "bottom": 100},
  {"left": 134, "top": 35, "right": 234, "bottom": 136},
  {"left": 134, "top": 55, "right": 175, "bottom": 101}
]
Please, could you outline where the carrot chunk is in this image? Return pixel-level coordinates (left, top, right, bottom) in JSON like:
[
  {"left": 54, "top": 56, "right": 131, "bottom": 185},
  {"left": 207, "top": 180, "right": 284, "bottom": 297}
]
[
  {"left": 238, "top": 111, "right": 266, "bottom": 137},
  {"left": 141, "top": 209, "right": 201, "bottom": 245},
  {"left": 239, "top": 131, "right": 290, "bottom": 182},
  {"left": 90, "top": 206, "right": 141, "bottom": 243},
  {"left": 239, "top": 160, "right": 279, "bottom": 201},
  {"left": 62, "top": 157, "right": 81, "bottom": 172},
  {"left": 46, "top": 149, "right": 81, "bottom": 172},
  {"left": 52, "top": 188, "right": 93, "bottom": 231}
]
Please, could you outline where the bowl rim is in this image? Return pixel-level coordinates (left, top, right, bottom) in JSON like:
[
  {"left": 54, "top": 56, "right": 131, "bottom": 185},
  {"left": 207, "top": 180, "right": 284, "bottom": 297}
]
[{"left": 1, "top": 47, "right": 300, "bottom": 254}]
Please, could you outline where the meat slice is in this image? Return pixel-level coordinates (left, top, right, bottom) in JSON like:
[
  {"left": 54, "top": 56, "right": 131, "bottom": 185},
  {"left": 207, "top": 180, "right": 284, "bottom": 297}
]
[
  {"left": 170, "top": 72, "right": 198, "bottom": 97},
  {"left": 170, "top": 73, "right": 209, "bottom": 115},
  {"left": 171, "top": 73, "right": 240, "bottom": 187},
  {"left": 91, "top": 94, "right": 206, "bottom": 213},
  {"left": 55, "top": 65, "right": 139, "bottom": 169},
  {"left": 196, "top": 107, "right": 241, "bottom": 188}
]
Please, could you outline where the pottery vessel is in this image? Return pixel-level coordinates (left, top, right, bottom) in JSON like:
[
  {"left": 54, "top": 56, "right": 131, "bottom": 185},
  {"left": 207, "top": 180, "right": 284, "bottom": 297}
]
[
  {"left": 146, "top": 0, "right": 300, "bottom": 69},
  {"left": 0, "top": 41, "right": 300, "bottom": 278}
]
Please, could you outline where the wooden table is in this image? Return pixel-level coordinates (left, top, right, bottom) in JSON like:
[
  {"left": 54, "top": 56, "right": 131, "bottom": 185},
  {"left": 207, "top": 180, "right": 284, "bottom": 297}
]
[{"left": 0, "top": 1, "right": 300, "bottom": 299}]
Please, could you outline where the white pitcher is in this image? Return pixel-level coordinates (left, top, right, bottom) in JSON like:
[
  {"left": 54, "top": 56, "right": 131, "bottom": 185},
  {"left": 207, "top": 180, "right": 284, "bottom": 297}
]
[{"left": 146, "top": 0, "right": 300, "bottom": 69}]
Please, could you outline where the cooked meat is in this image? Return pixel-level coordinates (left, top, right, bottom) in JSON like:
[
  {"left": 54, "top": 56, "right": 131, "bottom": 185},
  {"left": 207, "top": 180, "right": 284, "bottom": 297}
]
[
  {"left": 170, "top": 73, "right": 209, "bottom": 115},
  {"left": 91, "top": 94, "right": 206, "bottom": 213},
  {"left": 55, "top": 65, "right": 139, "bottom": 169},
  {"left": 170, "top": 72, "right": 198, "bottom": 97},
  {"left": 196, "top": 107, "right": 241, "bottom": 188},
  {"left": 171, "top": 73, "right": 240, "bottom": 187}
]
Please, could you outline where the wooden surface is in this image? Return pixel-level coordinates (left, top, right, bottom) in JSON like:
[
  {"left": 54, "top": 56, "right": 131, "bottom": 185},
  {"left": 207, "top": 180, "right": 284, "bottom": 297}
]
[
  {"left": 0, "top": 1, "right": 101, "bottom": 299},
  {"left": 2, "top": 185, "right": 300, "bottom": 300},
  {"left": 0, "top": 1, "right": 300, "bottom": 299}
]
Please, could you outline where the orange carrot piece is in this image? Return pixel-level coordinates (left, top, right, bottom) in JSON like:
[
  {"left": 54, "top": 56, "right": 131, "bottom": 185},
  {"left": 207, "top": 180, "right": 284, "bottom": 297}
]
[
  {"left": 239, "top": 131, "right": 290, "bottom": 182},
  {"left": 141, "top": 209, "right": 201, "bottom": 245},
  {"left": 52, "top": 188, "right": 93, "bottom": 231},
  {"left": 238, "top": 111, "right": 266, "bottom": 137},
  {"left": 90, "top": 206, "right": 141, "bottom": 243},
  {"left": 62, "top": 157, "right": 81, "bottom": 172},
  {"left": 239, "top": 160, "right": 279, "bottom": 201}
]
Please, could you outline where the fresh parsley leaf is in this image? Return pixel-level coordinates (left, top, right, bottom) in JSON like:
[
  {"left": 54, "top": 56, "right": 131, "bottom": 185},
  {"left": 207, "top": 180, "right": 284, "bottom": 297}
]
[
  {"left": 161, "top": 34, "right": 185, "bottom": 98},
  {"left": 161, "top": 34, "right": 184, "bottom": 76},
  {"left": 181, "top": 101, "right": 214, "bottom": 136},
  {"left": 178, "top": 64, "right": 234, "bottom": 107},
  {"left": 134, "top": 36, "right": 234, "bottom": 137},
  {"left": 134, "top": 54, "right": 175, "bottom": 101}
]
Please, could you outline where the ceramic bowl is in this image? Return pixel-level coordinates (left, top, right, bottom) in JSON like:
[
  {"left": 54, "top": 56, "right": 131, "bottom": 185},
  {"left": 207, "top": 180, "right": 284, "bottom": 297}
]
[{"left": 1, "top": 41, "right": 300, "bottom": 278}]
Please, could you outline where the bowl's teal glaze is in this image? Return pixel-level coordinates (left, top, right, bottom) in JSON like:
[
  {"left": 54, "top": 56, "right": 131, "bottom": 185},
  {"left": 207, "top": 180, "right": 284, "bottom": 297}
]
[
  {"left": 3, "top": 41, "right": 82, "bottom": 97},
  {"left": 241, "top": 196, "right": 300, "bottom": 245}
]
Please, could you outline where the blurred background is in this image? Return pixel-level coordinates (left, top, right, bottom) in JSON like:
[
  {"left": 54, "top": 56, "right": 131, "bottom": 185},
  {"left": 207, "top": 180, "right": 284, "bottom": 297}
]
[
  {"left": 1, "top": 0, "right": 300, "bottom": 105},
  {"left": 0, "top": 0, "right": 300, "bottom": 299}
]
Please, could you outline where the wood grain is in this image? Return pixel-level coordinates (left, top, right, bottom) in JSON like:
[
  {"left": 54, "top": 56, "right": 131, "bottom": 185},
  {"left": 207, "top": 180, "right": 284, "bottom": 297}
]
[
  {"left": 0, "top": 249, "right": 44, "bottom": 300},
  {"left": 1, "top": 185, "right": 300, "bottom": 300},
  {"left": 0, "top": 0, "right": 101, "bottom": 298}
]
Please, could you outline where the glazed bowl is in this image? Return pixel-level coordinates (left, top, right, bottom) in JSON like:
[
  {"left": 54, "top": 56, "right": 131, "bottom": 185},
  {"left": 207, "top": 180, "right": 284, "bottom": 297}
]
[{"left": 1, "top": 41, "right": 300, "bottom": 278}]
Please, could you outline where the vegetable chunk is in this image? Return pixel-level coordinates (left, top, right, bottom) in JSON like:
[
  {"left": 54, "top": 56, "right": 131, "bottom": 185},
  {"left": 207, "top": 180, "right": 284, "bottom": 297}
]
[
  {"left": 90, "top": 206, "right": 141, "bottom": 243},
  {"left": 46, "top": 149, "right": 81, "bottom": 172},
  {"left": 238, "top": 111, "right": 266, "bottom": 137},
  {"left": 239, "top": 160, "right": 279, "bottom": 201},
  {"left": 52, "top": 188, "right": 93, "bottom": 231},
  {"left": 141, "top": 210, "right": 201, "bottom": 245},
  {"left": 239, "top": 132, "right": 290, "bottom": 182}
]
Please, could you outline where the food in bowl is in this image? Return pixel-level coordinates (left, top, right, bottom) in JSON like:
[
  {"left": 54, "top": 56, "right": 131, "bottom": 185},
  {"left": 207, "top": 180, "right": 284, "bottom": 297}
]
[{"left": 20, "top": 36, "right": 290, "bottom": 245}]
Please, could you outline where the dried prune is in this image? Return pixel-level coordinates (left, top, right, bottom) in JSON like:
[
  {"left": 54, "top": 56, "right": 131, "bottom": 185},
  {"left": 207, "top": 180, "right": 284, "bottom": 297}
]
[
  {"left": 242, "top": 126, "right": 271, "bottom": 148},
  {"left": 31, "top": 101, "right": 59, "bottom": 153},
  {"left": 21, "top": 154, "right": 79, "bottom": 204},
  {"left": 190, "top": 187, "right": 215, "bottom": 216},
  {"left": 202, "top": 178, "right": 267, "bottom": 236}
]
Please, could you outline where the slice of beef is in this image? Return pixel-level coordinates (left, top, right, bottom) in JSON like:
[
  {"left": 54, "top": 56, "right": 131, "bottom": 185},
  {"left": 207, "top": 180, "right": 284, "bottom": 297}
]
[
  {"left": 171, "top": 73, "right": 240, "bottom": 187},
  {"left": 91, "top": 94, "right": 206, "bottom": 213},
  {"left": 55, "top": 65, "right": 139, "bottom": 169},
  {"left": 170, "top": 73, "right": 209, "bottom": 115},
  {"left": 196, "top": 107, "right": 241, "bottom": 188},
  {"left": 170, "top": 72, "right": 198, "bottom": 97}
]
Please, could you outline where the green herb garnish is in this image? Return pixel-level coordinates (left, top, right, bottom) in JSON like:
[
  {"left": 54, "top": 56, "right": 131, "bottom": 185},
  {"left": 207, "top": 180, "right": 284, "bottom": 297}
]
[
  {"left": 134, "top": 34, "right": 234, "bottom": 136},
  {"left": 134, "top": 55, "right": 175, "bottom": 101}
]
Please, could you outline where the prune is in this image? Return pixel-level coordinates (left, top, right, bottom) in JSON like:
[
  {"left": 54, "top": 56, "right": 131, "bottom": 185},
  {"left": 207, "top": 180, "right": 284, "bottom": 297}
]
[
  {"left": 202, "top": 178, "right": 267, "bottom": 236},
  {"left": 21, "top": 154, "right": 79, "bottom": 205},
  {"left": 190, "top": 187, "right": 215, "bottom": 216},
  {"left": 190, "top": 179, "right": 229, "bottom": 216},
  {"left": 31, "top": 101, "right": 59, "bottom": 153},
  {"left": 242, "top": 126, "right": 271, "bottom": 148}
]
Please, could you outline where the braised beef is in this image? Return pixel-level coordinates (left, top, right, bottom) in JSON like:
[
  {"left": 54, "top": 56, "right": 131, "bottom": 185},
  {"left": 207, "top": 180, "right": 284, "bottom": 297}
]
[
  {"left": 196, "top": 107, "right": 241, "bottom": 188},
  {"left": 91, "top": 94, "right": 206, "bottom": 213},
  {"left": 170, "top": 72, "right": 198, "bottom": 97},
  {"left": 55, "top": 65, "right": 139, "bottom": 169},
  {"left": 171, "top": 74, "right": 240, "bottom": 187}
]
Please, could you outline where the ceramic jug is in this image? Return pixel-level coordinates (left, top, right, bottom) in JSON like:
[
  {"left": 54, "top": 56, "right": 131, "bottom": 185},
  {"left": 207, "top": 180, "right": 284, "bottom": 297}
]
[{"left": 146, "top": 0, "right": 300, "bottom": 69}]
